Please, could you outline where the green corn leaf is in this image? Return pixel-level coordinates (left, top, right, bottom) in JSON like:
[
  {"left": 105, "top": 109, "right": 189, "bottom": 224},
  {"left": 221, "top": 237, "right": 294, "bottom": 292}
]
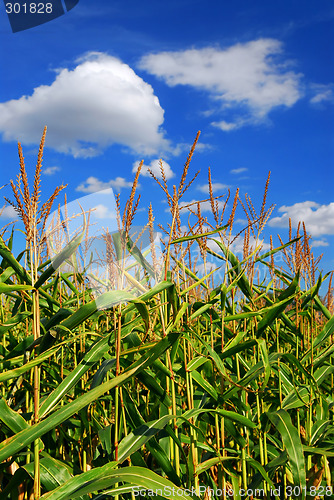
[
  {"left": 277, "top": 270, "right": 300, "bottom": 301},
  {"left": 0, "top": 345, "right": 60, "bottom": 382},
  {"left": 22, "top": 453, "right": 74, "bottom": 493},
  {"left": 254, "top": 237, "right": 301, "bottom": 263},
  {"left": 222, "top": 242, "right": 261, "bottom": 293},
  {"left": 172, "top": 256, "right": 209, "bottom": 290},
  {"left": 129, "top": 298, "right": 150, "bottom": 331},
  {"left": 191, "top": 369, "right": 218, "bottom": 400},
  {"left": 165, "top": 301, "right": 188, "bottom": 335},
  {"left": 118, "top": 415, "right": 176, "bottom": 463},
  {"left": 230, "top": 474, "right": 242, "bottom": 500},
  {"left": 122, "top": 280, "right": 174, "bottom": 316},
  {"left": 0, "top": 332, "right": 180, "bottom": 462},
  {"left": 125, "top": 232, "right": 156, "bottom": 278},
  {"left": 178, "top": 408, "right": 256, "bottom": 429},
  {"left": 302, "top": 445, "right": 334, "bottom": 457},
  {"left": 40, "top": 465, "right": 191, "bottom": 500},
  {"left": 190, "top": 301, "right": 215, "bottom": 320},
  {"left": 145, "top": 438, "right": 182, "bottom": 486},
  {"left": 0, "top": 266, "right": 15, "bottom": 282},
  {"left": 209, "top": 238, "right": 253, "bottom": 301},
  {"left": 196, "top": 456, "right": 236, "bottom": 475},
  {"left": 190, "top": 329, "right": 228, "bottom": 378},
  {"left": 34, "top": 216, "right": 86, "bottom": 289},
  {"left": 0, "top": 399, "right": 44, "bottom": 451},
  {"left": 222, "top": 354, "right": 280, "bottom": 402},
  {"left": 171, "top": 223, "right": 230, "bottom": 244},
  {"left": 246, "top": 457, "right": 275, "bottom": 488},
  {"left": 267, "top": 409, "right": 306, "bottom": 495},
  {"left": 187, "top": 356, "right": 207, "bottom": 372},
  {"left": 256, "top": 295, "right": 297, "bottom": 337},
  {"left": 0, "top": 311, "right": 32, "bottom": 335},
  {"left": 282, "top": 364, "right": 334, "bottom": 410},
  {"left": 310, "top": 420, "right": 332, "bottom": 446},
  {"left": 40, "top": 293, "right": 167, "bottom": 418},
  {"left": 301, "top": 314, "right": 334, "bottom": 362},
  {"left": 39, "top": 333, "right": 115, "bottom": 418},
  {"left": 220, "top": 339, "right": 257, "bottom": 361},
  {"left": 0, "top": 235, "right": 31, "bottom": 284},
  {"left": 257, "top": 338, "right": 271, "bottom": 390},
  {"left": 180, "top": 266, "right": 219, "bottom": 297},
  {"left": 0, "top": 398, "right": 30, "bottom": 434},
  {"left": 59, "top": 289, "right": 136, "bottom": 332},
  {"left": 0, "top": 282, "right": 34, "bottom": 293},
  {"left": 312, "top": 343, "right": 334, "bottom": 370},
  {"left": 0, "top": 365, "right": 138, "bottom": 462},
  {"left": 313, "top": 294, "right": 332, "bottom": 320}
]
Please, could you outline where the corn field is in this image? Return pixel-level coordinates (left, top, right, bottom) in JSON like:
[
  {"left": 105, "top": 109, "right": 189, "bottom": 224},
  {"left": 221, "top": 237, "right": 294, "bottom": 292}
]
[{"left": 0, "top": 129, "right": 333, "bottom": 500}]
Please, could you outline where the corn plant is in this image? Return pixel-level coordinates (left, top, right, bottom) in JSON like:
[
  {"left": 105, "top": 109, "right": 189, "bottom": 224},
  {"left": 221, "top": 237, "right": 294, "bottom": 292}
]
[{"left": 0, "top": 131, "right": 333, "bottom": 500}]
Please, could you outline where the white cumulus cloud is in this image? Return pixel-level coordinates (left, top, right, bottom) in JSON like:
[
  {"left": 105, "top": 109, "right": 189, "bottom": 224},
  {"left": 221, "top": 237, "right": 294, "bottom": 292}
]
[
  {"left": 139, "top": 39, "right": 302, "bottom": 127},
  {"left": 93, "top": 204, "right": 117, "bottom": 219},
  {"left": 0, "top": 52, "right": 168, "bottom": 158},
  {"left": 76, "top": 176, "right": 134, "bottom": 193},
  {"left": 269, "top": 201, "right": 334, "bottom": 237},
  {"left": 132, "top": 159, "right": 175, "bottom": 180}
]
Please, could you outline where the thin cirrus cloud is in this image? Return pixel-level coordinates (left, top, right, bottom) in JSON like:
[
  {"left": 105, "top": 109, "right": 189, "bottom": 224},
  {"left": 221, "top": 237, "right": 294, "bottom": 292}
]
[
  {"left": 310, "top": 84, "right": 333, "bottom": 105},
  {"left": 230, "top": 167, "right": 248, "bottom": 175},
  {"left": 197, "top": 182, "right": 229, "bottom": 193},
  {"left": 132, "top": 159, "right": 175, "bottom": 180},
  {"left": 43, "top": 166, "right": 61, "bottom": 176},
  {"left": 138, "top": 38, "right": 303, "bottom": 130},
  {"left": 311, "top": 239, "right": 329, "bottom": 247},
  {"left": 269, "top": 201, "right": 334, "bottom": 237},
  {"left": 0, "top": 52, "right": 169, "bottom": 158},
  {"left": 76, "top": 176, "right": 134, "bottom": 193}
]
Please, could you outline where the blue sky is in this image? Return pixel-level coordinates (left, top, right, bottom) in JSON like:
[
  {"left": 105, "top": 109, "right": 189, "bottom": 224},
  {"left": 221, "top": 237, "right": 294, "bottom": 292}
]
[{"left": 0, "top": 0, "right": 333, "bottom": 289}]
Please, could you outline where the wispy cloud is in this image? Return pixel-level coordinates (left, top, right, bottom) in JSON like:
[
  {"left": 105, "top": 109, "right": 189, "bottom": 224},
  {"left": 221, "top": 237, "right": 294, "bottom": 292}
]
[
  {"left": 76, "top": 176, "right": 134, "bottom": 193},
  {"left": 212, "top": 120, "right": 245, "bottom": 132},
  {"left": 132, "top": 159, "right": 175, "bottom": 180},
  {"left": 197, "top": 182, "right": 229, "bottom": 193},
  {"left": 171, "top": 141, "right": 215, "bottom": 156},
  {"left": 43, "top": 166, "right": 61, "bottom": 176},
  {"left": 0, "top": 205, "right": 18, "bottom": 219},
  {"left": 177, "top": 199, "right": 226, "bottom": 213},
  {"left": 139, "top": 39, "right": 303, "bottom": 129},
  {"left": 0, "top": 52, "right": 169, "bottom": 158},
  {"left": 269, "top": 201, "right": 334, "bottom": 236},
  {"left": 230, "top": 167, "right": 248, "bottom": 175},
  {"left": 312, "top": 239, "right": 329, "bottom": 247},
  {"left": 310, "top": 84, "right": 333, "bottom": 104}
]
